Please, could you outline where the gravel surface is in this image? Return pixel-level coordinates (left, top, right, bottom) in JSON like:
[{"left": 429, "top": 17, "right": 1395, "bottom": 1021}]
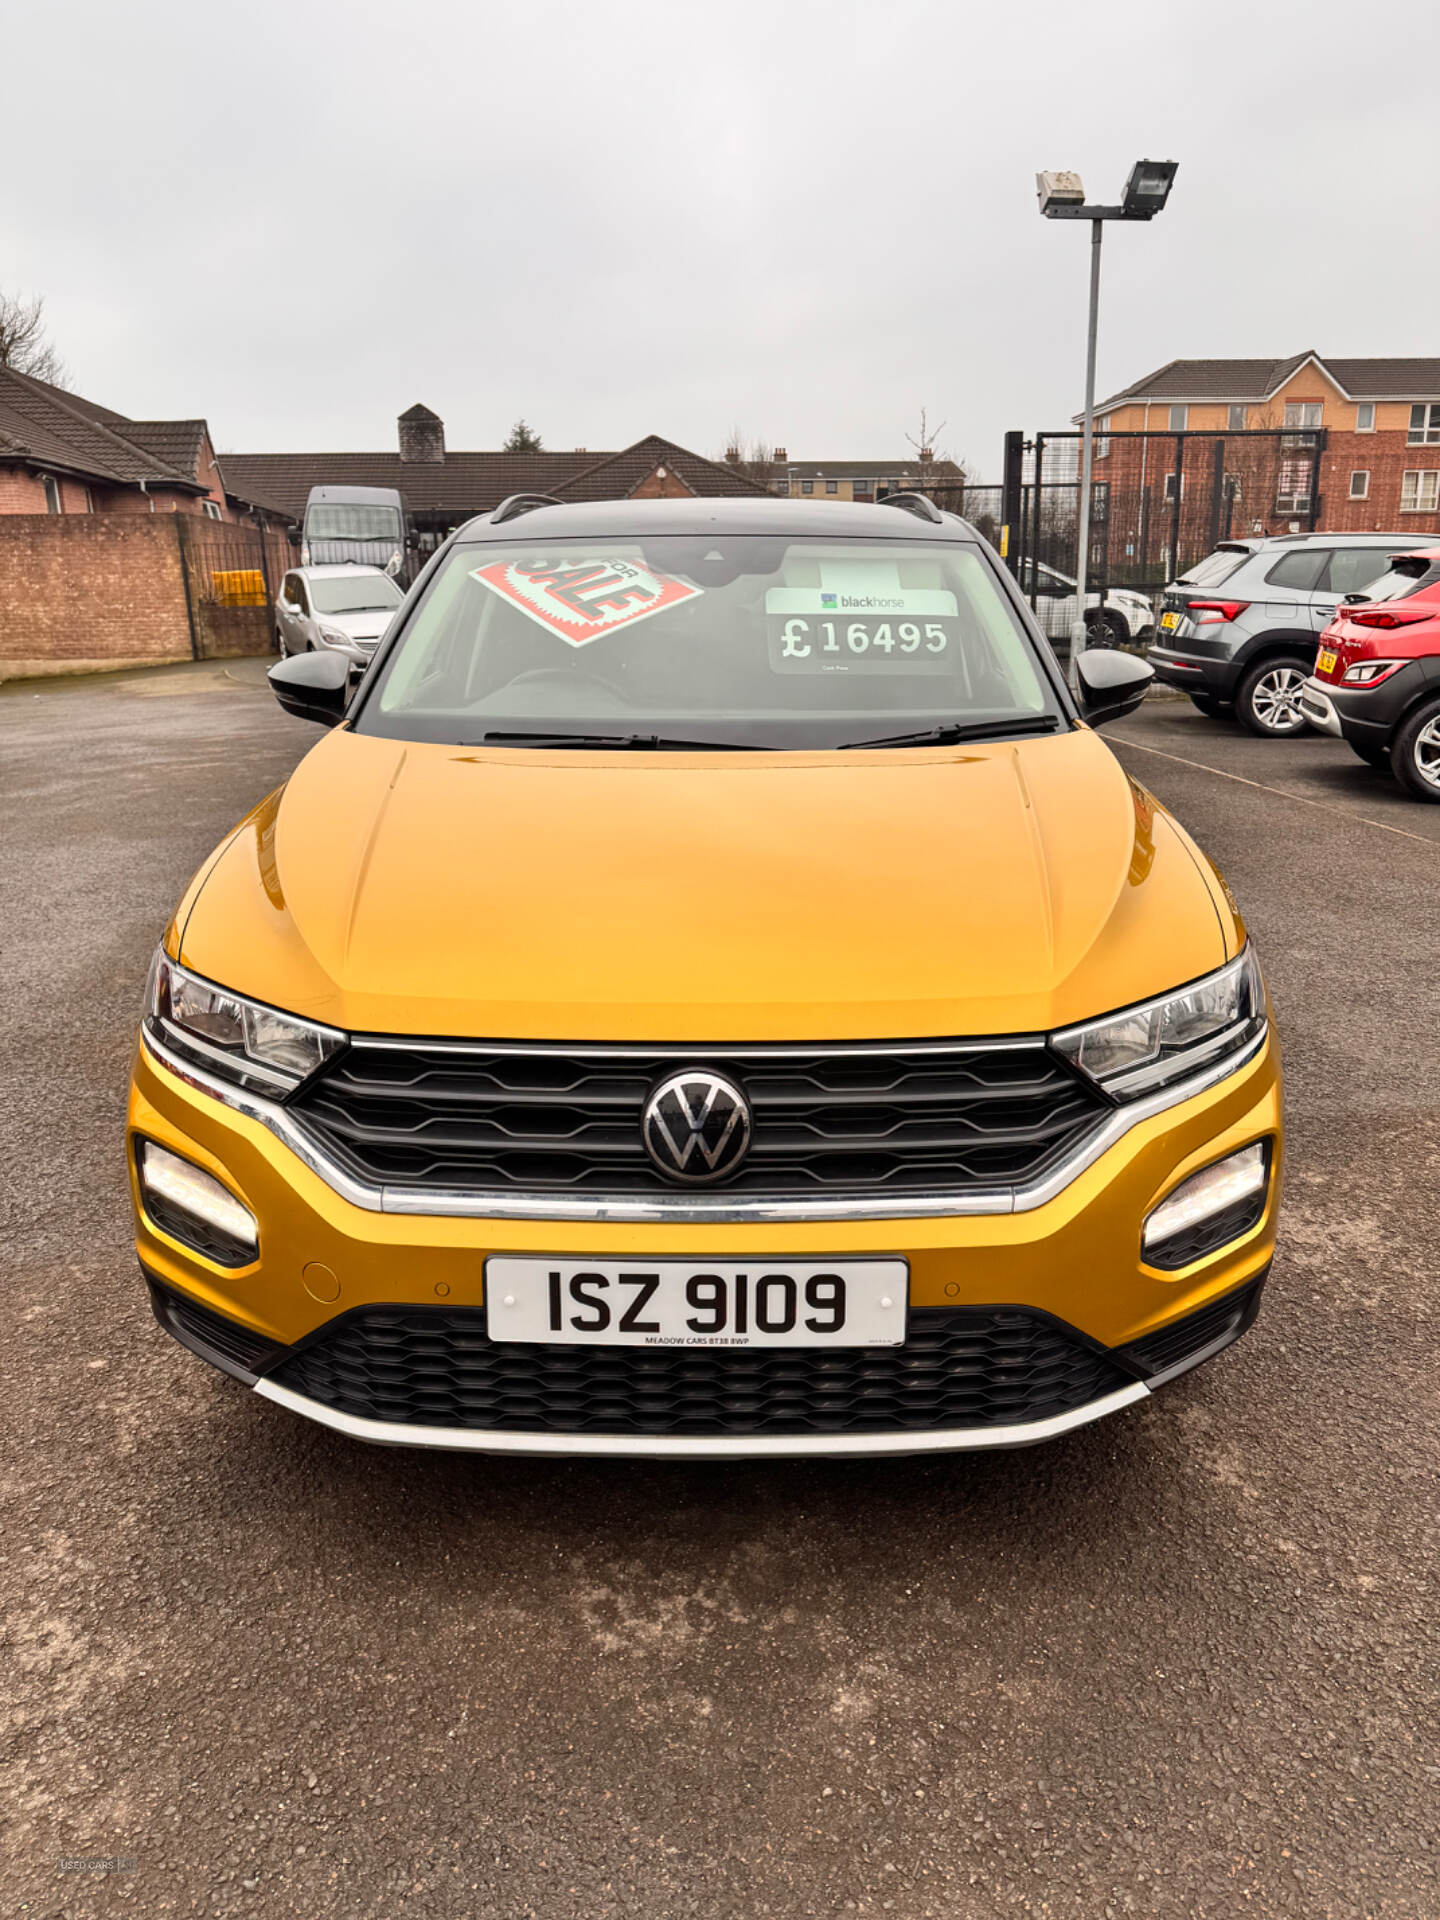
[{"left": 3, "top": 663, "right": 1436, "bottom": 1918}]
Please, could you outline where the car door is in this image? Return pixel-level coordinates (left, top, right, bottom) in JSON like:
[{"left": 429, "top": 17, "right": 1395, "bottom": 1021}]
[
  {"left": 289, "top": 575, "right": 316, "bottom": 649},
  {"left": 1031, "top": 563, "right": 1074, "bottom": 640},
  {"left": 277, "top": 574, "right": 304, "bottom": 648},
  {"left": 1315, "top": 548, "right": 1407, "bottom": 628}
]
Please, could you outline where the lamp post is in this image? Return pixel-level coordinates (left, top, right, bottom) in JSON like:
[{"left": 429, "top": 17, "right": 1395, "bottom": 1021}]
[{"left": 1037, "top": 160, "right": 1178, "bottom": 688}]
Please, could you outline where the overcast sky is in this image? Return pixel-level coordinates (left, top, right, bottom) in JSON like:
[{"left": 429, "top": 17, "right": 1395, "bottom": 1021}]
[{"left": 5, "top": 0, "right": 1437, "bottom": 479}]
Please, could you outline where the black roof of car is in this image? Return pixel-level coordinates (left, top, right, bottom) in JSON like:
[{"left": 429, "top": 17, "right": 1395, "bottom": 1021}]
[{"left": 453, "top": 496, "right": 980, "bottom": 545}]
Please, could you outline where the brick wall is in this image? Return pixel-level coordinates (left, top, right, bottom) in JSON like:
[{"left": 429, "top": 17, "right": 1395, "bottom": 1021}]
[
  {"left": 1317, "top": 434, "right": 1440, "bottom": 535},
  {"left": 0, "top": 513, "right": 195, "bottom": 679},
  {"left": 0, "top": 466, "right": 50, "bottom": 513}
]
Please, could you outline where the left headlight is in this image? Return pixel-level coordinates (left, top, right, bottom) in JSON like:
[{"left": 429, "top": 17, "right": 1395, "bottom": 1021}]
[
  {"left": 317, "top": 622, "right": 354, "bottom": 649},
  {"left": 144, "top": 950, "right": 345, "bottom": 1096},
  {"left": 1052, "top": 947, "right": 1266, "bottom": 1101}
]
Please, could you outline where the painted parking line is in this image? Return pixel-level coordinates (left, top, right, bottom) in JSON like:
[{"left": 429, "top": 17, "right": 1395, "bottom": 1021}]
[{"left": 1111, "top": 734, "right": 1438, "bottom": 848}]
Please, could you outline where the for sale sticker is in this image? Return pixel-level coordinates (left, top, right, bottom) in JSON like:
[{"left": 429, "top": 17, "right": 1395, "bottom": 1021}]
[{"left": 472, "top": 555, "right": 703, "bottom": 647}]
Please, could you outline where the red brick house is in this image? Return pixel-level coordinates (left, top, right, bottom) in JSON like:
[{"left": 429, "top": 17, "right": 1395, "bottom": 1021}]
[
  {"left": 1085, "top": 353, "right": 1440, "bottom": 537},
  {"left": 0, "top": 365, "right": 290, "bottom": 526}
]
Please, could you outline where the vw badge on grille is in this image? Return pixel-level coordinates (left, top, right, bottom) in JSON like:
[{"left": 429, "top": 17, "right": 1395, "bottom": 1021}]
[{"left": 642, "top": 1069, "right": 752, "bottom": 1185}]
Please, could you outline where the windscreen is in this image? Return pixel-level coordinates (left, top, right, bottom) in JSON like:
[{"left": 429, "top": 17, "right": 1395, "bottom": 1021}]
[
  {"left": 1176, "top": 547, "right": 1250, "bottom": 589},
  {"left": 306, "top": 504, "right": 402, "bottom": 542},
  {"left": 310, "top": 575, "right": 403, "bottom": 614},
  {"left": 352, "top": 536, "right": 1063, "bottom": 749}
]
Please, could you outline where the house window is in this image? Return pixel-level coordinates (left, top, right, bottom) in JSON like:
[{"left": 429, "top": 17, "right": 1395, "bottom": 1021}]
[
  {"left": 1276, "top": 459, "right": 1313, "bottom": 513},
  {"left": 1163, "top": 472, "right": 1183, "bottom": 502},
  {"left": 1355, "top": 403, "right": 1375, "bottom": 432},
  {"left": 1408, "top": 404, "right": 1440, "bottom": 445},
  {"left": 775, "top": 480, "right": 790, "bottom": 496},
  {"left": 1400, "top": 470, "right": 1440, "bottom": 512},
  {"left": 1168, "top": 405, "right": 1188, "bottom": 432},
  {"left": 825, "top": 479, "right": 838, "bottom": 494},
  {"left": 1095, "top": 417, "right": 1110, "bottom": 458},
  {"left": 43, "top": 474, "right": 63, "bottom": 514},
  {"left": 1284, "top": 401, "right": 1323, "bottom": 429},
  {"left": 201, "top": 499, "right": 222, "bottom": 520},
  {"left": 1228, "top": 404, "right": 1248, "bottom": 431},
  {"left": 801, "top": 480, "right": 814, "bottom": 495},
  {"left": 851, "top": 477, "right": 871, "bottom": 495},
  {"left": 1349, "top": 470, "right": 1370, "bottom": 500}
]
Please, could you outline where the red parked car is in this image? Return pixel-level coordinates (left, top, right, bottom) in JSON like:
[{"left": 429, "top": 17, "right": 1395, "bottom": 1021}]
[{"left": 1301, "top": 546, "right": 1440, "bottom": 800}]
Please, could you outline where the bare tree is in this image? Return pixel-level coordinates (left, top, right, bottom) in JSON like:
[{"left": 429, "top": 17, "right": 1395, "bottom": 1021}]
[
  {"left": 719, "top": 426, "right": 777, "bottom": 491},
  {"left": 905, "top": 406, "right": 949, "bottom": 467},
  {"left": 0, "top": 290, "right": 69, "bottom": 386}
]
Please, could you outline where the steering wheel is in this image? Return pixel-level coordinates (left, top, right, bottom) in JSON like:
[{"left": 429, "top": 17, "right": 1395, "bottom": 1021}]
[{"left": 501, "top": 665, "right": 631, "bottom": 705}]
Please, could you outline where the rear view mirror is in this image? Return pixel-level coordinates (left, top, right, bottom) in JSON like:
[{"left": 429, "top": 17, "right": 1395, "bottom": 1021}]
[
  {"left": 268, "top": 650, "right": 351, "bottom": 727},
  {"left": 1075, "top": 648, "right": 1153, "bottom": 727}
]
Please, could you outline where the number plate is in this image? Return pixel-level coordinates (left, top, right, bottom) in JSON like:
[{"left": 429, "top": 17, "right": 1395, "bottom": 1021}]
[
  {"left": 1160, "top": 610, "right": 1180, "bottom": 631},
  {"left": 484, "top": 1258, "right": 909, "bottom": 1348},
  {"left": 1317, "top": 648, "right": 1338, "bottom": 675}
]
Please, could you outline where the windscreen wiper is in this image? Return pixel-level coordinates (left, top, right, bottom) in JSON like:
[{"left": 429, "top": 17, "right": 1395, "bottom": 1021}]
[
  {"left": 482, "top": 730, "right": 762, "bottom": 751},
  {"left": 839, "top": 716, "right": 1065, "bottom": 750}
]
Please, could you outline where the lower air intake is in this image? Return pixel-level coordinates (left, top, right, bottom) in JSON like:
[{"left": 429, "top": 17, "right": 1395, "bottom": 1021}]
[{"left": 265, "top": 1305, "right": 1134, "bottom": 1437}]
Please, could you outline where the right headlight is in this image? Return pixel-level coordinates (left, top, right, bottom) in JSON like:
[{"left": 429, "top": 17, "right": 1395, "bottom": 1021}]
[
  {"left": 144, "top": 950, "right": 344, "bottom": 1097},
  {"left": 1052, "top": 947, "right": 1266, "bottom": 1101}
]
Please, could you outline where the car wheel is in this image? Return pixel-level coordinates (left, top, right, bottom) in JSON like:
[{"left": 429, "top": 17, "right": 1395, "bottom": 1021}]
[
  {"left": 275, "top": 625, "right": 288, "bottom": 658},
  {"left": 1391, "top": 698, "right": 1440, "bottom": 802},
  {"left": 1236, "top": 657, "right": 1312, "bottom": 737},
  {"left": 1085, "top": 611, "right": 1128, "bottom": 648},
  {"left": 1189, "top": 695, "right": 1229, "bottom": 720}
]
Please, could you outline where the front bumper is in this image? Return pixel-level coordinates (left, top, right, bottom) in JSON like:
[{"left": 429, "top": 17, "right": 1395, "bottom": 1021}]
[{"left": 129, "top": 1027, "right": 1282, "bottom": 1457}]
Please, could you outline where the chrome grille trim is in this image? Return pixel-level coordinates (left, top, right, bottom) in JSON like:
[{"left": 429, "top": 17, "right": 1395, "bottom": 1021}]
[{"left": 139, "top": 1023, "right": 1267, "bottom": 1223}]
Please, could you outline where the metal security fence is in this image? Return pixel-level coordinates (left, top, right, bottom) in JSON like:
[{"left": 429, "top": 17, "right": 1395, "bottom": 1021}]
[
  {"left": 976, "top": 426, "right": 1326, "bottom": 662},
  {"left": 176, "top": 516, "right": 297, "bottom": 659}
]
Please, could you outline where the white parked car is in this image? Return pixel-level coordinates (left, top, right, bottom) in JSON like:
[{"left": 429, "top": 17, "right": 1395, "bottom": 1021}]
[
  {"left": 1019, "top": 560, "right": 1154, "bottom": 646},
  {"left": 275, "top": 565, "right": 404, "bottom": 665}
]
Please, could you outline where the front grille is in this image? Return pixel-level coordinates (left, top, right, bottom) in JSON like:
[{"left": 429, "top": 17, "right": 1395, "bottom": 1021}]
[
  {"left": 288, "top": 1039, "right": 1109, "bottom": 1198},
  {"left": 265, "top": 1305, "right": 1133, "bottom": 1436}
]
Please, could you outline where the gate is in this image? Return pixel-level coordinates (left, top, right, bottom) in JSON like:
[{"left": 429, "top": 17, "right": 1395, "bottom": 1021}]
[
  {"left": 994, "top": 426, "right": 1325, "bottom": 660},
  {"left": 176, "top": 516, "right": 297, "bottom": 660}
]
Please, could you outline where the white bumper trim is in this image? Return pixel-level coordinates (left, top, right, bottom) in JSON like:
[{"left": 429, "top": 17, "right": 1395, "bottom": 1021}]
[{"left": 253, "top": 1375, "right": 1150, "bottom": 1459}]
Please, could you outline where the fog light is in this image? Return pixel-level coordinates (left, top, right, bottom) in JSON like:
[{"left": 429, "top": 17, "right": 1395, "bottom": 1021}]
[
  {"left": 1142, "top": 1142, "right": 1268, "bottom": 1268},
  {"left": 137, "top": 1141, "right": 258, "bottom": 1267}
]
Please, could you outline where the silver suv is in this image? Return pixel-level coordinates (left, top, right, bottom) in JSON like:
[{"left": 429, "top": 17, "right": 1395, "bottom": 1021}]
[{"left": 1149, "top": 533, "right": 1438, "bottom": 736}]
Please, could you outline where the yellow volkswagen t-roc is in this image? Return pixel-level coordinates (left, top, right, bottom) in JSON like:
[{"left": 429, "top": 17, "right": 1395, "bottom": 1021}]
[{"left": 129, "top": 495, "right": 1280, "bottom": 1457}]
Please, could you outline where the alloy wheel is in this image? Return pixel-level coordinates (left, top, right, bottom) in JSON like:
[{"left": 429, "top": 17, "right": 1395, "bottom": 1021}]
[
  {"left": 1413, "top": 716, "right": 1440, "bottom": 791},
  {"left": 1250, "top": 665, "right": 1308, "bottom": 733}
]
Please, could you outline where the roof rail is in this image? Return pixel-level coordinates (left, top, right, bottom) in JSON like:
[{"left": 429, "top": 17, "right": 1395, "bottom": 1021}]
[
  {"left": 490, "top": 492, "right": 565, "bottom": 525},
  {"left": 878, "top": 491, "right": 945, "bottom": 525}
]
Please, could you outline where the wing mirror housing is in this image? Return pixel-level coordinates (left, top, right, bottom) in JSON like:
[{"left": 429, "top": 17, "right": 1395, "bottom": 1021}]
[
  {"left": 268, "top": 649, "right": 352, "bottom": 727},
  {"left": 1075, "top": 647, "right": 1153, "bottom": 727}
]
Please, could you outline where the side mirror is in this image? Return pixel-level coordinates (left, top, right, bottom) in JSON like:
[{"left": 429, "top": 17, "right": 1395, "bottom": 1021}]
[
  {"left": 1075, "top": 647, "right": 1153, "bottom": 727},
  {"left": 268, "top": 650, "right": 351, "bottom": 727}
]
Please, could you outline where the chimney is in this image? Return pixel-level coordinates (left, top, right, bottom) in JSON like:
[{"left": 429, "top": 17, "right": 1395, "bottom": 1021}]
[
  {"left": 398, "top": 402, "right": 445, "bottom": 464},
  {"left": 725, "top": 445, "right": 741, "bottom": 464},
  {"left": 918, "top": 445, "right": 934, "bottom": 464},
  {"left": 773, "top": 446, "right": 787, "bottom": 462}
]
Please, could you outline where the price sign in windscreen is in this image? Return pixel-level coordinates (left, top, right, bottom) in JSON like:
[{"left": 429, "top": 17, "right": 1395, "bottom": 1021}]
[{"left": 764, "top": 562, "right": 961, "bottom": 674}]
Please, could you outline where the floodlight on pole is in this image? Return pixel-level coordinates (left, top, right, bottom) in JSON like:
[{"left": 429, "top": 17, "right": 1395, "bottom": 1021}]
[{"left": 1037, "top": 160, "right": 1178, "bottom": 689}]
